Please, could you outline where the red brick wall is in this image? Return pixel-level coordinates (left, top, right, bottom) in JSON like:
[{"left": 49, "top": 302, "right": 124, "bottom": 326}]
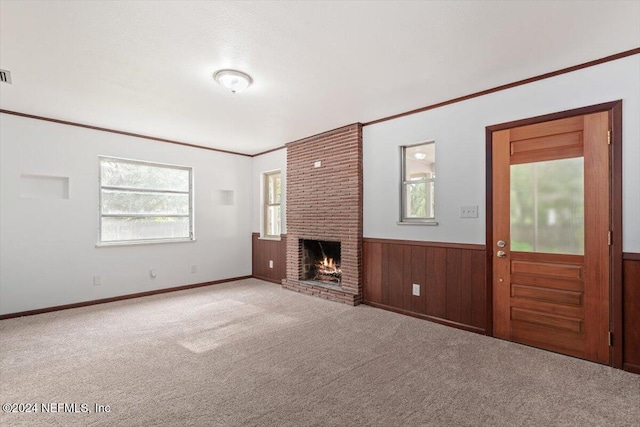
[{"left": 282, "top": 124, "right": 363, "bottom": 305}]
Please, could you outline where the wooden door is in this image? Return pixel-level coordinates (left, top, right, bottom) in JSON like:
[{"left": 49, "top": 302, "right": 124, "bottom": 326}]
[{"left": 492, "top": 112, "right": 610, "bottom": 364}]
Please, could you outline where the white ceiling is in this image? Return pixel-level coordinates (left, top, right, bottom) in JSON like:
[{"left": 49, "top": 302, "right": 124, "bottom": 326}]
[{"left": 1, "top": 1, "right": 638, "bottom": 155}]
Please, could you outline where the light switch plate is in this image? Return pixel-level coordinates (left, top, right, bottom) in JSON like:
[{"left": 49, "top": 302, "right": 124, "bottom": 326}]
[
  {"left": 460, "top": 205, "right": 478, "bottom": 218},
  {"left": 269, "top": 260, "right": 274, "bottom": 269},
  {"left": 412, "top": 284, "right": 420, "bottom": 296}
]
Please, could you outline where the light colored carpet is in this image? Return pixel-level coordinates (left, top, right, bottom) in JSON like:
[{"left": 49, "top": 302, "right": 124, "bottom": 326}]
[{"left": 0, "top": 278, "right": 638, "bottom": 426}]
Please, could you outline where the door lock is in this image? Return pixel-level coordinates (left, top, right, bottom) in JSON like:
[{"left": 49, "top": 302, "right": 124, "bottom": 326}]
[
  {"left": 496, "top": 251, "right": 507, "bottom": 258},
  {"left": 497, "top": 240, "right": 506, "bottom": 248}
]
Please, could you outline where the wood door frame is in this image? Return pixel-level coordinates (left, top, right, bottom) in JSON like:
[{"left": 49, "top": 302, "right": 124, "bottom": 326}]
[{"left": 485, "top": 100, "right": 623, "bottom": 368}]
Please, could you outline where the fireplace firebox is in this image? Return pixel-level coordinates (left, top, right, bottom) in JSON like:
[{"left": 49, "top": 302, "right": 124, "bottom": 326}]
[{"left": 301, "top": 240, "right": 341, "bottom": 285}]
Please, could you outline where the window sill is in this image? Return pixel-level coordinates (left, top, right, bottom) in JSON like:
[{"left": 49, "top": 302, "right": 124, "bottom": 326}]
[
  {"left": 396, "top": 221, "right": 439, "bottom": 226},
  {"left": 96, "top": 238, "right": 196, "bottom": 248},
  {"left": 258, "top": 236, "right": 282, "bottom": 241}
]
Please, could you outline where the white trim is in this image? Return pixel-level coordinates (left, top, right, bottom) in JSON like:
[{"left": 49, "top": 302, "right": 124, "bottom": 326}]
[
  {"left": 396, "top": 221, "right": 439, "bottom": 226},
  {"left": 96, "top": 238, "right": 197, "bottom": 248}
]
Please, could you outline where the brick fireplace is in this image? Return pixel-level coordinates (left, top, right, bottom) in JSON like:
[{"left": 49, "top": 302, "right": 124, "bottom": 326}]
[{"left": 282, "top": 124, "right": 363, "bottom": 305}]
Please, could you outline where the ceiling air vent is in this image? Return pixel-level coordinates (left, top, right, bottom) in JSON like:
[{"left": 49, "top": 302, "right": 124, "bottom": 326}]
[{"left": 0, "top": 69, "right": 12, "bottom": 84}]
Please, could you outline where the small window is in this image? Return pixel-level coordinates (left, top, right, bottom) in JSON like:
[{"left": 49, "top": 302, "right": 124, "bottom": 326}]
[
  {"left": 262, "top": 171, "right": 282, "bottom": 238},
  {"left": 99, "top": 157, "right": 193, "bottom": 244},
  {"left": 400, "top": 142, "right": 435, "bottom": 222}
]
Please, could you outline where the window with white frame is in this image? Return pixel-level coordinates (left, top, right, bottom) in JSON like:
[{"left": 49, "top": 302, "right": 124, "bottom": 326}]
[
  {"left": 401, "top": 142, "right": 435, "bottom": 222},
  {"left": 262, "top": 170, "right": 282, "bottom": 238},
  {"left": 99, "top": 157, "right": 193, "bottom": 244}
]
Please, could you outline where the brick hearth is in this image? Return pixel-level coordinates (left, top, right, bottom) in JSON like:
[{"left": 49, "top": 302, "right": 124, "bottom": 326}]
[{"left": 282, "top": 123, "right": 363, "bottom": 305}]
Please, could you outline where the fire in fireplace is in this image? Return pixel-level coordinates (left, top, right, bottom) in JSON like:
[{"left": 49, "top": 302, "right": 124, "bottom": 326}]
[{"left": 301, "top": 239, "right": 342, "bottom": 284}]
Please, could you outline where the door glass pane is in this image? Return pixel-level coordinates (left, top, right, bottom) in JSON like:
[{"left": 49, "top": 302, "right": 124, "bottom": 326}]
[{"left": 510, "top": 157, "right": 584, "bottom": 255}]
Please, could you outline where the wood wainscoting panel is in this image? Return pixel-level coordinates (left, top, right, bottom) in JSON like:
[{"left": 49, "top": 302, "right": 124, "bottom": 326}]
[
  {"left": 623, "top": 254, "right": 640, "bottom": 373},
  {"left": 387, "top": 244, "right": 405, "bottom": 309},
  {"left": 363, "top": 238, "right": 486, "bottom": 334},
  {"left": 426, "top": 247, "right": 448, "bottom": 319},
  {"left": 410, "top": 245, "right": 427, "bottom": 314},
  {"left": 252, "top": 233, "right": 287, "bottom": 284},
  {"left": 363, "top": 241, "right": 382, "bottom": 303}
]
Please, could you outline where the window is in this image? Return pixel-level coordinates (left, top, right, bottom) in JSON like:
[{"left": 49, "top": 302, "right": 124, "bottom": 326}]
[
  {"left": 262, "top": 170, "right": 282, "bottom": 238},
  {"left": 400, "top": 142, "right": 435, "bottom": 223},
  {"left": 99, "top": 157, "right": 193, "bottom": 244}
]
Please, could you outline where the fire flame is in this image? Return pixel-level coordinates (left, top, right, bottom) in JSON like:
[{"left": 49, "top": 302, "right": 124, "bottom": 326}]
[{"left": 315, "top": 256, "right": 342, "bottom": 282}]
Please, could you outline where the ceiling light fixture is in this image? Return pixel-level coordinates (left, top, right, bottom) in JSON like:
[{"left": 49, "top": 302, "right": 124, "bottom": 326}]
[
  {"left": 413, "top": 152, "right": 427, "bottom": 160},
  {"left": 213, "top": 69, "right": 253, "bottom": 94}
]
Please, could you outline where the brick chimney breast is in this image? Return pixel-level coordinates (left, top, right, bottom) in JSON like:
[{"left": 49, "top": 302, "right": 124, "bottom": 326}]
[{"left": 282, "top": 124, "right": 363, "bottom": 305}]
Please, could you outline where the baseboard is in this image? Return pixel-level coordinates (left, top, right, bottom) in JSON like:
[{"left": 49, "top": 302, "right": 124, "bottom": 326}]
[
  {"left": 623, "top": 362, "right": 640, "bottom": 375},
  {"left": 0, "top": 275, "right": 252, "bottom": 320},
  {"left": 364, "top": 300, "right": 486, "bottom": 335},
  {"left": 252, "top": 275, "right": 283, "bottom": 285}
]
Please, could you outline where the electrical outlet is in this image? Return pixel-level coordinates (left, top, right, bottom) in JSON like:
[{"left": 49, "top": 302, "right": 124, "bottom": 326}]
[
  {"left": 93, "top": 275, "right": 101, "bottom": 286},
  {"left": 313, "top": 161, "right": 322, "bottom": 168},
  {"left": 191, "top": 265, "right": 197, "bottom": 273},
  {"left": 460, "top": 205, "right": 478, "bottom": 218},
  {"left": 269, "top": 260, "right": 274, "bottom": 269},
  {"left": 412, "top": 283, "right": 420, "bottom": 296},
  {"left": 149, "top": 269, "right": 157, "bottom": 279}
]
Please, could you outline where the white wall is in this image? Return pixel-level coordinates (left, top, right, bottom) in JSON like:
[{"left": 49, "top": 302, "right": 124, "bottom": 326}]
[
  {"left": 363, "top": 54, "right": 640, "bottom": 252},
  {"left": 0, "top": 114, "right": 253, "bottom": 315},
  {"left": 251, "top": 148, "right": 287, "bottom": 234}
]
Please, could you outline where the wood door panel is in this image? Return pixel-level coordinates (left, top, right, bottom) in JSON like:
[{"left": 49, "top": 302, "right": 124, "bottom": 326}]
[
  {"left": 510, "top": 322, "right": 586, "bottom": 358},
  {"left": 510, "top": 251, "right": 584, "bottom": 264},
  {"left": 511, "top": 283, "right": 583, "bottom": 306},
  {"left": 509, "top": 115, "right": 583, "bottom": 141},
  {"left": 511, "top": 131, "right": 582, "bottom": 155},
  {"left": 510, "top": 296, "right": 584, "bottom": 319},
  {"left": 511, "top": 307, "right": 583, "bottom": 333},
  {"left": 510, "top": 145, "right": 584, "bottom": 165},
  {"left": 509, "top": 274, "right": 584, "bottom": 292},
  {"left": 511, "top": 260, "right": 583, "bottom": 279},
  {"left": 510, "top": 131, "right": 583, "bottom": 164}
]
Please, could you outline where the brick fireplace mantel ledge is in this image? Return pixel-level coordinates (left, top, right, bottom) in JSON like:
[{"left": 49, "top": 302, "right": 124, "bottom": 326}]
[{"left": 297, "top": 280, "right": 359, "bottom": 295}]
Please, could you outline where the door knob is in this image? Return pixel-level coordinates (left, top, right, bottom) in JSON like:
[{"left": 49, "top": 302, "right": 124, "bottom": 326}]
[{"left": 496, "top": 251, "right": 506, "bottom": 258}]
